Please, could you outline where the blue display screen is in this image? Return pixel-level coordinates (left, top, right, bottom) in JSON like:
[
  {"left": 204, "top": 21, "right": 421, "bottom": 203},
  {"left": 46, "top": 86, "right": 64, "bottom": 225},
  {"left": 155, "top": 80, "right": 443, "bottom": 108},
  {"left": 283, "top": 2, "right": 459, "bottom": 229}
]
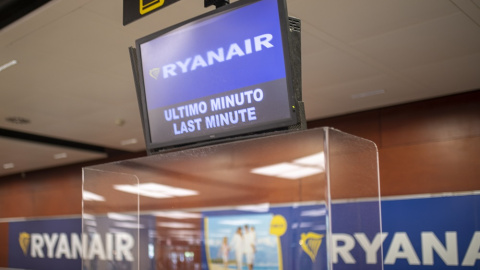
[{"left": 136, "top": 0, "right": 296, "bottom": 149}]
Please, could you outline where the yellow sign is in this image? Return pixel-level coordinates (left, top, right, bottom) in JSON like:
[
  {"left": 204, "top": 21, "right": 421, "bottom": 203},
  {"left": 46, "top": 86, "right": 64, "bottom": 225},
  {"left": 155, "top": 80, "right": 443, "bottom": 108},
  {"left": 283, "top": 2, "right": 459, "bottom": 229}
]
[
  {"left": 140, "top": 0, "right": 165, "bottom": 15},
  {"left": 270, "top": 215, "right": 287, "bottom": 236},
  {"left": 19, "top": 232, "right": 30, "bottom": 256},
  {"left": 300, "top": 232, "right": 324, "bottom": 262},
  {"left": 124, "top": 0, "right": 180, "bottom": 25}
]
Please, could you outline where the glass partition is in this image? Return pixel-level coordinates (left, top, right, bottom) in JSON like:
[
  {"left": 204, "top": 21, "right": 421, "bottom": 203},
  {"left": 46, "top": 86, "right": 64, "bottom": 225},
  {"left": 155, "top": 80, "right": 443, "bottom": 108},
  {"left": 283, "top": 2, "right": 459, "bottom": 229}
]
[
  {"left": 82, "top": 127, "right": 383, "bottom": 270},
  {"left": 82, "top": 169, "right": 141, "bottom": 270}
]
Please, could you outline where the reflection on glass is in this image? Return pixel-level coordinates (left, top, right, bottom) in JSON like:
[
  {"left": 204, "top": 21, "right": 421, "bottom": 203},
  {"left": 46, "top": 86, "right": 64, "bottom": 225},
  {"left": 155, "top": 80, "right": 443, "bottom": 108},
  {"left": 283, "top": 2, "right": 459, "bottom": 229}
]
[
  {"left": 236, "top": 203, "right": 270, "bottom": 212},
  {"left": 157, "top": 222, "right": 196, "bottom": 229},
  {"left": 114, "top": 183, "right": 199, "bottom": 198},
  {"left": 83, "top": 190, "right": 105, "bottom": 201},
  {"left": 251, "top": 152, "right": 325, "bottom": 179},
  {"left": 152, "top": 211, "right": 202, "bottom": 219},
  {"left": 82, "top": 128, "right": 382, "bottom": 269}
]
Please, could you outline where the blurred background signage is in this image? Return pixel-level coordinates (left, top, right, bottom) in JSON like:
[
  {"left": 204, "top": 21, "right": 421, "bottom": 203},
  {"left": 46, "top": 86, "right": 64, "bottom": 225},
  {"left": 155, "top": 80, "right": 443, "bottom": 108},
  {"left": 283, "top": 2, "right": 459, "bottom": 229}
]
[{"left": 123, "top": 0, "right": 181, "bottom": 25}]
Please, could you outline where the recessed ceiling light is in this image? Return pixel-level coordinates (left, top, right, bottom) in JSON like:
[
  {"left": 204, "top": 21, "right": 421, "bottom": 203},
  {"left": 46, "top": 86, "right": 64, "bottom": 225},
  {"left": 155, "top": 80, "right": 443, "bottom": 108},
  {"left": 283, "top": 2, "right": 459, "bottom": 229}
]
[
  {"left": 351, "top": 89, "right": 385, "bottom": 99},
  {"left": 3, "top": 163, "right": 15, "bottom": 169},
  {"left": 53, "top": 152, "right": 67, "bottom": 159},
  {"left": 115, "top": 118, "right": 126, "bottom": 126},
  {"left": 5, "top": 116, "right": 30, "bottom": 124},
  {"left": 121, "top": 138, "right": 138, "bottom": 146},
  {"left": 0, "top": 60, "right": 17, "bottom": 72}
]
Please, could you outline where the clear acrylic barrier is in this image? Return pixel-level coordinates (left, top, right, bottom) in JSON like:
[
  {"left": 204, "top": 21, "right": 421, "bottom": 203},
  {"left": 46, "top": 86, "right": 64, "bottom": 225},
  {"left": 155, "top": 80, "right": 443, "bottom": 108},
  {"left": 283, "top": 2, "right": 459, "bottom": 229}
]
[
  {"left": 82, "top": 170, "right": 140, "bottom": 270},
  {"left": 82, "top": 127, "right": 382, "bottom": 270}
]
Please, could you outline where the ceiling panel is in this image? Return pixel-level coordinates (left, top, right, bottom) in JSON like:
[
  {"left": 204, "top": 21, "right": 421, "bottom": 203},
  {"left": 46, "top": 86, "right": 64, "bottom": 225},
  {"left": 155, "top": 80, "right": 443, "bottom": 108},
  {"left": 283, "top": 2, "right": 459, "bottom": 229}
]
[
  {"left": 302, "top": 47, "right": 382, "bottom": 88},
  {"left": 351, "top": 13, "right": 480, "bottom": 70},
  {"left": 402, "top": 52, "right": 480, "bottom": 93},
  {"left": 304, "top": 74, "right": 426, "bottom": 118},
  {"left": 0, "top": 137, "right": 106, "bottom": 177},
  {"left": 288, "top": 0, "right": 459, "bottom": 43}
]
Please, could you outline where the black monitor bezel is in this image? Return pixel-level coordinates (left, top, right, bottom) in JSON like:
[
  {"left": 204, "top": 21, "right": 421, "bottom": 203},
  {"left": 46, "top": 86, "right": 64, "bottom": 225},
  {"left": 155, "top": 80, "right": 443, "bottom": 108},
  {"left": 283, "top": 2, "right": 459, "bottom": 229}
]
[{"left": 134, "top": 0, "right": 298, "bottom": 153}]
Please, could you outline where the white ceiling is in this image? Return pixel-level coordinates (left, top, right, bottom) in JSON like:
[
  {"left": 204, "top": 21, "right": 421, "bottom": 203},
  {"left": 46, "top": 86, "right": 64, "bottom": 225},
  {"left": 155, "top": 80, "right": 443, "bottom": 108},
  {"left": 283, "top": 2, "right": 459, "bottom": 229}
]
[{"left": 1, "top": 0, "right": 480, "bottom": 177}]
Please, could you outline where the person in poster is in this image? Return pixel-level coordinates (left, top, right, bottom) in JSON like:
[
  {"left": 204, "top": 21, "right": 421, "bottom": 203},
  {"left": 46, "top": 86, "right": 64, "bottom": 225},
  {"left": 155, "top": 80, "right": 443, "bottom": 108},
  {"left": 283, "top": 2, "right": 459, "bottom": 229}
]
[
  {"left": 221, "top": 237, "right": 229, "bottom": 269},
  {"left": 244, "top": 225, "right": 257, "bottom": 270},
  {"left": 231, "top": 227, "right": 244, "bottom": 270}
]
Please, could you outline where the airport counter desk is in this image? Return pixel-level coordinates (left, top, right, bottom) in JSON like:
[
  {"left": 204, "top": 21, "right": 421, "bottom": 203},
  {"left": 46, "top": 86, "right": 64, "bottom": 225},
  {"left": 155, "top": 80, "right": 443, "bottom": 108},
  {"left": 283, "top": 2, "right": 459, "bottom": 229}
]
[{"left": 82, "top": 127, "right": 383, "bottom": 270}]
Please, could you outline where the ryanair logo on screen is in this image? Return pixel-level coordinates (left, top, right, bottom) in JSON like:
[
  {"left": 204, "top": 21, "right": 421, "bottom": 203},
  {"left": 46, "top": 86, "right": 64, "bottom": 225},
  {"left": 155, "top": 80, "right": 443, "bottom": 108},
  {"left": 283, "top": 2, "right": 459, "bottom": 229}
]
[
  {"left": 301, "top": 232, "right": 324, "bottom": 262},
  {"left": 150, "top": 33, "right": 274, "bottom": 80},
  {"left": 16, "top": 231, "right": 135, "bottom": 261}
]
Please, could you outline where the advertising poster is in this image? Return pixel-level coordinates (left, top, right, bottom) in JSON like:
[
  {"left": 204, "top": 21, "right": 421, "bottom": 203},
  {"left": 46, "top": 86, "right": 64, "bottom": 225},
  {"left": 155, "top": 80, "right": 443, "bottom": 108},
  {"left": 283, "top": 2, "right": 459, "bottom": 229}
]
[
  {"left": 204, "top": 213, "right": 280, "bottom": 270},
  {"left": 202, "top": 203, "right": 328, "bottom": 270}
]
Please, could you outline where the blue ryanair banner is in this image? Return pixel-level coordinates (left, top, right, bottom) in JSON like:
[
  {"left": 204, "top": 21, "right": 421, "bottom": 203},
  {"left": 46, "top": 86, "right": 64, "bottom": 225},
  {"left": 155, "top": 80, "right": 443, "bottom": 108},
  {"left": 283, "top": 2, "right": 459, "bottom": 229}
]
[
  {"left": 8, "top": 215, "right": 156, "bottom": 270},
  {"left": 330, "top": 194, "right": 480, "bottom": 269},
  {"left": 380, "top": 194, "right": 480, "bottom": 269},
  {"left": 8, "top": 218, "right": 82, "bottom": 269},
  {"left": 6, "top": 193, "right": 480, "bottom": 269}
]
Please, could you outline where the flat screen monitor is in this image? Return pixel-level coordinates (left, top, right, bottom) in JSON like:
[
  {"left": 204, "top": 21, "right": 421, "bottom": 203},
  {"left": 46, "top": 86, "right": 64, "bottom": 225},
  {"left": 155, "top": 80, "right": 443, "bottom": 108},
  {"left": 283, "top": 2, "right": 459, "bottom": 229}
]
[{"left": 133, "top": 0, "right": 299, "bottom": 152}]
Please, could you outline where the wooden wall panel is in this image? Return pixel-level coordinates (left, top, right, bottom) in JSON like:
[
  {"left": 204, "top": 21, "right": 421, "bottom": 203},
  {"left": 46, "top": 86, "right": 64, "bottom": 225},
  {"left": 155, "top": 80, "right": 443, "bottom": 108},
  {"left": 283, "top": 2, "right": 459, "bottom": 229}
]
[
  {"left": 308, "top": 110, "right": 382, "bottom": 146},
  {"left": 306, "top": 90, "right": 480, "bottom": 196},
  {"left": 31, "top": 169, "right": 82, "bottom": 216},
  {"left": 379, "top": 136, "right": 480, "bottom": 195},
  {"left": 0, "top": 179, "right": 35, "bottom": 218},
  {"left": 0, "top": 168, "right": 82, "bottom": 218},
  {"left": 0, "top": 152, "right": 143, "bottom": 219},
  {"left": 0, "top": 222, "right": 8, "bottom": 266},
  {"left": 381, "top": 90, "right": 480, "bottom": 147}
]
